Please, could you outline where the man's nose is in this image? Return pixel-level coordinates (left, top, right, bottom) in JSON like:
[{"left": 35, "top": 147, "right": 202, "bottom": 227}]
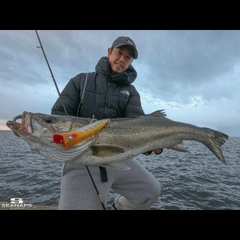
[{"left": 119, "top": 55, "right": 125, "bottom": 62}]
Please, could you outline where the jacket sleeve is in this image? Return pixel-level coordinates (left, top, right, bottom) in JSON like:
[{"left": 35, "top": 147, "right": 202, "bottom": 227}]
[
  {"left": 123, "top": 85, "right": 145, "bottom": 117},
  {"left": 51, "top": 74, "right": 82, "bottom": 116}
]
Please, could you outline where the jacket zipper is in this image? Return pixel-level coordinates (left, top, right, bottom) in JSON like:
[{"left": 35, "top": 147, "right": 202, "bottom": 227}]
[{"left": 104, "top": 79, "right": 111, "bottom": 118}]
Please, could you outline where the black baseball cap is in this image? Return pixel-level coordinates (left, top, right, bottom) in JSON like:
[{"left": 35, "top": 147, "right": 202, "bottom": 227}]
[{"left": 111, "top": 36, "right": 138, "bottom": 59}]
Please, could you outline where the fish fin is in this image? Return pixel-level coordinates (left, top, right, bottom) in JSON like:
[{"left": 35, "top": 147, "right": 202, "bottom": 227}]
[
  {"left": 168, "top": 143, "right": 190, "bottom": 152},
  {"left": 202, "top": 128, "right": 228, "bottom": 164},
  {"left": 91, "top": 145, "right": 125, "bottom": 157},
  {"left": 99, "top": 161, "right": 131, "bottom": 170},
  {"left": 146, "top": 110, "right": 167, "bottom": 117}
]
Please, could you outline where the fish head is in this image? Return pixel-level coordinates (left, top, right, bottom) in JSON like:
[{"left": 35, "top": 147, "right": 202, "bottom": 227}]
[
  {"left": 7, "top": 111, "right": 91, "bottom": 134},
  {"left": 7, "top": 112, "right": 61, "bottom": 137},
  {"left": 6, "top": 111, "right": 109, "bottom": 164},
  {"left": 6, "top": 111, "right": 91, "bottom": 149}
]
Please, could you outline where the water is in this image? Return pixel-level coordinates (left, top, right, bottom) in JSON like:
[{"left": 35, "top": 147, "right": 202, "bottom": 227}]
[{"left": 0, "top": 130, "right": 240, "bottom": 210}]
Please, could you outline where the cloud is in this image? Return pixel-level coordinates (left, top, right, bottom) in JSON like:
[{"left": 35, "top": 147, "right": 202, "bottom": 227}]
[{"left": 0, "top": 30, "right": 240, "bottom": 137}]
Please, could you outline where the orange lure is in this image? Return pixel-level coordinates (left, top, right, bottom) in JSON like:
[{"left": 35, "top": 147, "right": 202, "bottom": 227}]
[{"left": 53, "top": 119, "right": 109, "bottom": 149}]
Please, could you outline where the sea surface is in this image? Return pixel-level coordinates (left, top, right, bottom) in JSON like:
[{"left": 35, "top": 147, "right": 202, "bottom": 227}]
[{"left": 0, "top": 130, "right": 240, "bottom": 210}]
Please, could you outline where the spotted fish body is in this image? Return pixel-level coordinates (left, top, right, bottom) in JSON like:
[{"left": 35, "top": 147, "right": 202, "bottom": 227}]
[{"left": 6, "top": 110, "right": 229, "bottom": 169}]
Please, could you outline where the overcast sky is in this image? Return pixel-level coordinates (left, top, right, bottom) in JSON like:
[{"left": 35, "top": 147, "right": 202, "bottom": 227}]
[{"left": 0, "top": 30, "right": 240, "bottom": 137}]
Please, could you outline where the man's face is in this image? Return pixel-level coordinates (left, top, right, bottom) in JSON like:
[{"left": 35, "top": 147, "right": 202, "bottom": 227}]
[{"left": 108, "top": 46, "right": 134, "bottom": 74}]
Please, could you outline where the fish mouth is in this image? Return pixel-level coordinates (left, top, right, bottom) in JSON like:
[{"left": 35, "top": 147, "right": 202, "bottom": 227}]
[
  {"left": 19, "top": 111, "right": 33, "bottom": 133},
  {"left": 6, "top": 112, "right": 33, "bottom": 135},
  {"left": 12, "top": 114, "right": 23, "bottom": 123}
]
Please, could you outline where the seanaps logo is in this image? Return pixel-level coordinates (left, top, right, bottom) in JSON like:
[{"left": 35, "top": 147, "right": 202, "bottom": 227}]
[
  {"left": 1, "top": 198, "right": 32, "bottom": 208},
  {"left": 11, "top": 198, "right": 24, "bottom": 204}
]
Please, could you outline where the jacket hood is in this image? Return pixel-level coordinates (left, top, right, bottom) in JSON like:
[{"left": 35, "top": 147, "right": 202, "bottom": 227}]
[{"left": 95, "top": 57, "right": 137, "bottom": 85}]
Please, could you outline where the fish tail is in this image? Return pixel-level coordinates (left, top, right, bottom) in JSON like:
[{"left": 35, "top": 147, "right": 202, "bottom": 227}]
[{"left": 203, "top": 128, "right": 229, "bottom": 164}]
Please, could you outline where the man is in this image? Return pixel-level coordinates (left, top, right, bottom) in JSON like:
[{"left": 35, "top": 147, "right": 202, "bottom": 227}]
[{"left": 51, "top": 36, "right": 162, "bottom": 210}]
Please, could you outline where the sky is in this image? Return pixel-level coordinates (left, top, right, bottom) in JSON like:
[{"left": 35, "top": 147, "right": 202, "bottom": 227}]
[{"left": 0, "top": 30, "right": 240, "bottom": 137}]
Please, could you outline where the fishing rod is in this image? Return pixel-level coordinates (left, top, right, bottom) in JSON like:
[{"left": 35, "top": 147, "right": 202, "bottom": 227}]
[
  {"left": 35, "top": 30, "right": 60, "bottom": 96},
  {"left": 35, "top": 30, "right": 106, "bottom": 210},
  {"left": 35, "top": 30, "right": 68, "bottom": 116}
]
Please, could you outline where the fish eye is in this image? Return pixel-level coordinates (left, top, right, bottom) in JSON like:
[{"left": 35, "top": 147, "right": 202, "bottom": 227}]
[{"left": 44, "top": 116, "right": 55, "bottom": 123}]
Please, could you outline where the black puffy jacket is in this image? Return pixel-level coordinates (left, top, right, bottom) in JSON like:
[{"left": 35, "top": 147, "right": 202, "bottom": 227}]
[{"left": 51, "top": 56, "right": 145, "bottom": 119}]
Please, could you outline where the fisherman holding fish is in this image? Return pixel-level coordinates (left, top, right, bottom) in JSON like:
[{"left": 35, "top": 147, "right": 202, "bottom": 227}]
[
  {"left": 6, "top": 35, "right": 228, "bottom": 209},
  {"left": 51, "top": 36, "right": 163, "bottom": 210}
]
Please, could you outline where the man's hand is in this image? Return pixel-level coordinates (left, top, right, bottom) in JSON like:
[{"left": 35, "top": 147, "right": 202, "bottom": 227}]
[
  {"left": 143, "top": 148, "right": 163, "bottom": 155},
  {"left": 153, "top": 148, "right": 163, "bottom": 154}
]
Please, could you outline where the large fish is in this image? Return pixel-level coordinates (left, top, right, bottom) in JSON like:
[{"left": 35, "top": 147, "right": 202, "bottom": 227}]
[{"left": 6, "top": 110, "right": 229, "bottom": 169}]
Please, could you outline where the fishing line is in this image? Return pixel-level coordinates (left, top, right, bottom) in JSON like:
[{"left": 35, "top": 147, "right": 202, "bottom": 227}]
[{"left": 35, "top": 30, "right": 106, "bottom": 210}]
